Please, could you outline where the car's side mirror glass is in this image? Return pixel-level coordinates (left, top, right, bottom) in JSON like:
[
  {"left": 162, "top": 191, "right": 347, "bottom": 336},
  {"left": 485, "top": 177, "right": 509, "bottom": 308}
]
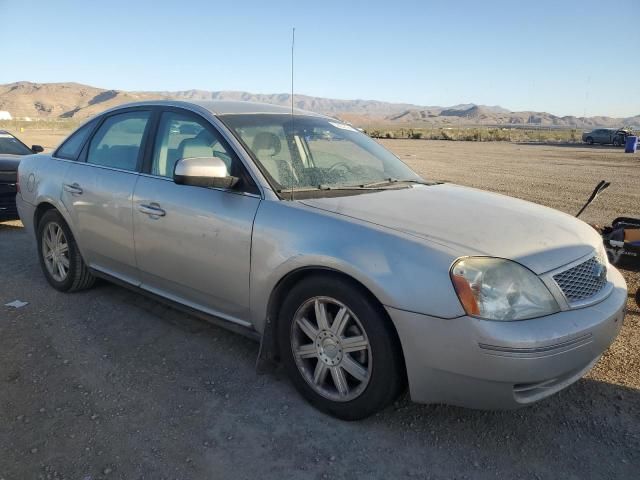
[
  {"left": 31, "top": 145, "right": 44, "bottom": 153},
  {"left": 173, "top": 156, "right": 239, "bottom": 189}
]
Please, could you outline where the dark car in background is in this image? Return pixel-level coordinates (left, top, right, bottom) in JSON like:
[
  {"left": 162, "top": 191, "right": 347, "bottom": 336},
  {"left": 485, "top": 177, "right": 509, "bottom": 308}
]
[
  {"left": 582, "top": 128, "right": 631, "bottom": 146},
  {"left": 0, "top": 130, "right": 43, "bottom": 220}
]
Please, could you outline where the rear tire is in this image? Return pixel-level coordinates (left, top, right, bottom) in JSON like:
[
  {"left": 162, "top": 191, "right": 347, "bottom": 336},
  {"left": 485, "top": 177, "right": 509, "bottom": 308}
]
[
  {"left": 37, "top": 210, "right": 95, "bottom": 292},
  {"left": 278, "top": 274, "right": 404, "bottom": 420}
]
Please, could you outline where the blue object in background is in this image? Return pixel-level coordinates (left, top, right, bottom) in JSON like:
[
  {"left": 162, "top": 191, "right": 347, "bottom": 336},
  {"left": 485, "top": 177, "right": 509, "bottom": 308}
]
[{"left": 625, "top": 136, "right": 638, "bottom": 153}]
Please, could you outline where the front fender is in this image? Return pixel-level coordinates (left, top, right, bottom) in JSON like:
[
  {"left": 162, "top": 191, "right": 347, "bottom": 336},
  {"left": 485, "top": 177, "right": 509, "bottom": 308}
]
[{"left": 249, "top": 200, "right": 465, "bottom": 333}]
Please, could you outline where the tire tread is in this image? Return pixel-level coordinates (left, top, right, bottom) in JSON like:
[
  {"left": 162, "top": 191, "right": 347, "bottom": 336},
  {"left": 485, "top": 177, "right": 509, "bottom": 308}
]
[{"left": 278, "top": 273, "right": 405, "bottom": 420}]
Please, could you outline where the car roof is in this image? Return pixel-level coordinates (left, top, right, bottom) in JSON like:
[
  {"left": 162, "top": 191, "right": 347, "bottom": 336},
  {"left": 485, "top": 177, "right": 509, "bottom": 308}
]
[{"left": 99, "top": 100, "right": 327, "bottom": 118}]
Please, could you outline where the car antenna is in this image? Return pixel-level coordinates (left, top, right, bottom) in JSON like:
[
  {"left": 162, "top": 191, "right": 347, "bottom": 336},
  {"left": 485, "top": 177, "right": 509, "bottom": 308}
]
[{"left": 290, "top": 26, "right": 295, "bottom": 201}]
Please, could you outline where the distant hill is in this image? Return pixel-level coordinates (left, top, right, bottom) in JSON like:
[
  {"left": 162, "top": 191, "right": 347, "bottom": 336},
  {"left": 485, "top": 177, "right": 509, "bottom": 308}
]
[
  {"left": 390, "top": 105, "right": 640, "bottom": 128},
  {"left": 0, "top": 81, "right": 637, "bottom": 128},
  {"left": 0, "top": 81, "right": 421, "bottom": 121}
]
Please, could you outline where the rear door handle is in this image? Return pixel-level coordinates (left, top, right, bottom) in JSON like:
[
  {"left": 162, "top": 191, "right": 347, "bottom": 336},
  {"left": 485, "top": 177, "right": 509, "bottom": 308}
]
[
  {"left": 138, "top": 203, "right": 166, "bottom": 217},
  {"left": 63, "top": 183, "right": 83, "bottom": 195}
]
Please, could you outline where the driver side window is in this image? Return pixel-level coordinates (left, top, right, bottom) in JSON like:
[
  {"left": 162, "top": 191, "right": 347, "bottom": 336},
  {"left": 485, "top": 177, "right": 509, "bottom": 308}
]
[{"left": 151, "top": 112, "right": 234, "bottom": 178}]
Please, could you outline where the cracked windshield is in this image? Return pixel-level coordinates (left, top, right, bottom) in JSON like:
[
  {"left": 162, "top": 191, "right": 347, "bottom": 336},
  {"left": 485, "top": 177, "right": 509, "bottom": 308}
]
[{"left": 221, "top": 114, "right": 422, "bottom": 191}]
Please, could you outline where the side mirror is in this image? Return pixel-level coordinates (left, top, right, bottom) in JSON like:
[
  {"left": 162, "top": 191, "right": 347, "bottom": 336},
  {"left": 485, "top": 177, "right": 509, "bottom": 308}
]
[
  {"left": 31, "top": 145, "right": 44, "bottom": 153},
  {"left": 173, "top": 156, "right": 239, "bottom": 189}
]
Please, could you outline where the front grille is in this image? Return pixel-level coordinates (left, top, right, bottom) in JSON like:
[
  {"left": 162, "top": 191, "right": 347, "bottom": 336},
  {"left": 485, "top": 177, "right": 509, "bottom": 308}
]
[{"left": 553, "top": 256, "right": 607, "bottom": 303}]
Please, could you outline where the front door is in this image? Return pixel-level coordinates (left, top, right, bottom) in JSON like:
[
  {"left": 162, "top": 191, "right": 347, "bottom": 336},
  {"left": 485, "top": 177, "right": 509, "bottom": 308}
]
[
  {"left": 61, "top": 109, "right": 152, "bottom": 283},
  {"left": 132, "top": 109, "right": 260, "bottom": 325}
]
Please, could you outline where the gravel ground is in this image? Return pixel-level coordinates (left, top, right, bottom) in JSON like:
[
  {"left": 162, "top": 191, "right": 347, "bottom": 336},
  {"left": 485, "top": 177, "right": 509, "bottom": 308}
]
[{"left": 1, "top": 141, "right": 639, "bottom": 480}]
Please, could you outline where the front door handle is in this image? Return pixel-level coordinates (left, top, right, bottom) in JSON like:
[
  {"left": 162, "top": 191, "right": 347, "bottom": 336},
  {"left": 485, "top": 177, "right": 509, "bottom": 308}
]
[
  {"left": 63, "top": 183, "right": 83, "bottom": 195},
  {"left": 138, "top": 203, "right": 166, "bottom": 217}
]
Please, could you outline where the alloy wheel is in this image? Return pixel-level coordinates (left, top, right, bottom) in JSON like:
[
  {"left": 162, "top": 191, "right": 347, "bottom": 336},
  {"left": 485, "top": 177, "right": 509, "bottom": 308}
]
[
  {"left": 42, "top": 222, "right": 70, "bottom": 282},
  {"left": 290, "top": 296, "right": 372, "bottom": 402}
]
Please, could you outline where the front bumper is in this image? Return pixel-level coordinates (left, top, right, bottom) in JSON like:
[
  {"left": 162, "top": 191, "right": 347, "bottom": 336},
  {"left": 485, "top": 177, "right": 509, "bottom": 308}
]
[
  {"left": 387, "top": 265, "right": 627, "bottom": 409},
  {"left": 0, "top": 183, "right": 18, "bottom": 220}
]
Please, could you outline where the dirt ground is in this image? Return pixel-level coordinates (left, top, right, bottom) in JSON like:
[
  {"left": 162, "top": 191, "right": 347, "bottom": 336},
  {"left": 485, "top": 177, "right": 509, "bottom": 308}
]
[{"left": 1, "top": 139, "right": 639, "bottom": 480}]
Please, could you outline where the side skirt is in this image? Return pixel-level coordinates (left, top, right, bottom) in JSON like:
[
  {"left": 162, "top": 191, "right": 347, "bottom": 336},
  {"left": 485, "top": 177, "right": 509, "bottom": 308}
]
[{"left": 89, "top": 268, "right": 261, "bottom": 342}]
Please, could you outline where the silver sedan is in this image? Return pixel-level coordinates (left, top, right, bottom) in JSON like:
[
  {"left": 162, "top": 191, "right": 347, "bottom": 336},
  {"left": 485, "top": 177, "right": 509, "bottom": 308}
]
[{"left": 16, "top": 101, "right": 627, "bottom": 420}]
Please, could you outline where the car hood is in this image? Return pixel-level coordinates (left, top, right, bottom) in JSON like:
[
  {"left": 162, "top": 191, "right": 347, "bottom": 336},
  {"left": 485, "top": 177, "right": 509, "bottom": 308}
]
[{"left": 299, "top": 184, "right": 602, "bottom": 274}]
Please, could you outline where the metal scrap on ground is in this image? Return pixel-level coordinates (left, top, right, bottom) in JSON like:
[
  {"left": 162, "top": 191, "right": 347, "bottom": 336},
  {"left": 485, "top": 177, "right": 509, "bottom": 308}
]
[{"left": 4, "top": 300, "right": 28, "bottom": 308}]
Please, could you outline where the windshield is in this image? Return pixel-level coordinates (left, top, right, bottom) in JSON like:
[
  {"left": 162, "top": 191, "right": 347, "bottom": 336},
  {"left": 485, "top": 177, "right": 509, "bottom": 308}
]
[
  {"left": 0, "top": 132, "right": 32, "bottom": 155},
  {"left": 220, "top": 114, "right": 423, "bottom": 193}
]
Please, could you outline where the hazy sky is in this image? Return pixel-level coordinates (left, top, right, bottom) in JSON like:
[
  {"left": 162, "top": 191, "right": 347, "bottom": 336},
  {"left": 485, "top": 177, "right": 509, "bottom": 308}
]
[{"left": 1, "top": 0, "right": 638, "bottom": 117}]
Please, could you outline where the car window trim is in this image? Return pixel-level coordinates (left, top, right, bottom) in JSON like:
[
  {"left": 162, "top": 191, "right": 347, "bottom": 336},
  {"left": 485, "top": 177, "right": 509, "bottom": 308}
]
[
  {"left": 137, "top": 172, "right": 261, "bottom": 198},
  {"left": 53, "top": 118, "right": 101, "bottom": 161},
  {"left": 82, "top": 108, "right": 154, "bottom": 172},
  {"left": 142, "top": 106, "right": 260, "bottom": 195}
]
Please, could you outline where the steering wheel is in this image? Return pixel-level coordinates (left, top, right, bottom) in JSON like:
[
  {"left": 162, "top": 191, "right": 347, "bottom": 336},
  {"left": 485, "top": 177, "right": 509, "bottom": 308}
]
[{"left": 327, "top": 161, "right": 353, "bottom": 173}]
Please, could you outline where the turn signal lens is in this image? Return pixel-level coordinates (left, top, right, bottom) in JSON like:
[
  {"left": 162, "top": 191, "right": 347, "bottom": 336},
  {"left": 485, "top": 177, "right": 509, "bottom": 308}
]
[{"left": 451, "top": 274, "right": 480, "bottom": 315}]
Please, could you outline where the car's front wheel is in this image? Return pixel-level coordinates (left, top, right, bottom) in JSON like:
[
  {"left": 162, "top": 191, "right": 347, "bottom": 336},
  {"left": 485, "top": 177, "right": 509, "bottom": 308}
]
[
  {"left": 37, "top": 209, "right": 95, "bottom": 292},
  {"left": 278, "top": 274, "right": 404, "bottom": 420},
  {"left": 586, "top": 137, "right": 594, "bottom": 145}
]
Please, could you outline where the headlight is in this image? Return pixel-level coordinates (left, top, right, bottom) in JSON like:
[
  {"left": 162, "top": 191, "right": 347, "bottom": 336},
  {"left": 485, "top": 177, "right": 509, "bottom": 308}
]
[{"left": 450, "top": 257, "right": 560, "bottom": 321}]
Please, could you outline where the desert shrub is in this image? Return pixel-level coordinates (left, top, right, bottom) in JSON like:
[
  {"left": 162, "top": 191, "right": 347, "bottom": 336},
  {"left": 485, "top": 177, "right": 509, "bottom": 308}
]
[
  {"left": 440, "top": 129, "right": 455, "bottom": 140},
  {"left": 351, "top": 124, "right": 595, "bottom": 144}
]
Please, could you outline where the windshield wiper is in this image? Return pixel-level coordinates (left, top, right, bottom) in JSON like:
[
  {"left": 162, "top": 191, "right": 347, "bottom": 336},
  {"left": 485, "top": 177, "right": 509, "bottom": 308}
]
[
  {"left": 352, "top": 178, "right": 433, "bottom": 188},
  {"left": 276, "top": 184, "right": 383, "bottom": 194},
  {"left": 275, "top": 178, "right": 433, "bottom": 194}
]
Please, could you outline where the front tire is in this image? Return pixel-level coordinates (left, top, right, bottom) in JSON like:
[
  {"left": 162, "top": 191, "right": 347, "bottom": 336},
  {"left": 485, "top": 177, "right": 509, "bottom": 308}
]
[
  {"left": 278, "top": 274, "right": 404, "bottom": 420},
  {"left": 37, "top": 210, "right": 95, "bottom": 292},
  {"left": 586, "top": 137, "right": 594, "bottom": 145}
]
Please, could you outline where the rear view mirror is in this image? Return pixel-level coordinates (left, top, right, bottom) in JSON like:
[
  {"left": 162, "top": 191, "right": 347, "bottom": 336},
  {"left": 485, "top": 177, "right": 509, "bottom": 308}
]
[
  {"left": 31, "top": 145, "right": 44, "bottom": 153},
  {"left": 173, "top": 156, "right": 239, "bottom": 189}
]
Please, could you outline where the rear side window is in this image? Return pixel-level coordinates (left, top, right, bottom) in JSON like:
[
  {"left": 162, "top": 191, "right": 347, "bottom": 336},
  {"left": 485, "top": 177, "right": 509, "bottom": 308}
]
[
  {"left": 56, "top": 120, "right": 97, "bottom": 160},
  {"left": 87, "top": 111, "right": 150, "bottom": 171}
]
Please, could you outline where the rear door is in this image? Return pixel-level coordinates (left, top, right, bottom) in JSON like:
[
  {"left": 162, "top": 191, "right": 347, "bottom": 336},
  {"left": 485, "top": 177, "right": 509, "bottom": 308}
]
[
  {"left": 132, "top": 108, "right": 261, "bottom": 324},
  {"left": 61, "top": 109, "right": 152, "bottom": 283}
]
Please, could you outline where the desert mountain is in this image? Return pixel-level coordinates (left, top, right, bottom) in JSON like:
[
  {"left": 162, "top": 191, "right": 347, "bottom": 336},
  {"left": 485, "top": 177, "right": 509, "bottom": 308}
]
[
  {"left": 0, "top": 81, "right": 637, "bottom": 128},
  {"left": 391, "top": 106, "right": 640, "bottom": 128}
]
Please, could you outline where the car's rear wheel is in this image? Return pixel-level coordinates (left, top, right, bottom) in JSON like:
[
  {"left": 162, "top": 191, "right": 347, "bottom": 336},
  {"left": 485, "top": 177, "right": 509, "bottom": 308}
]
[
  {"left": 278, "top": 274, "right": 404, "bottom": 420},
  {"left": 37, "top": 210, "right": 95, "bottom": 292}
]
